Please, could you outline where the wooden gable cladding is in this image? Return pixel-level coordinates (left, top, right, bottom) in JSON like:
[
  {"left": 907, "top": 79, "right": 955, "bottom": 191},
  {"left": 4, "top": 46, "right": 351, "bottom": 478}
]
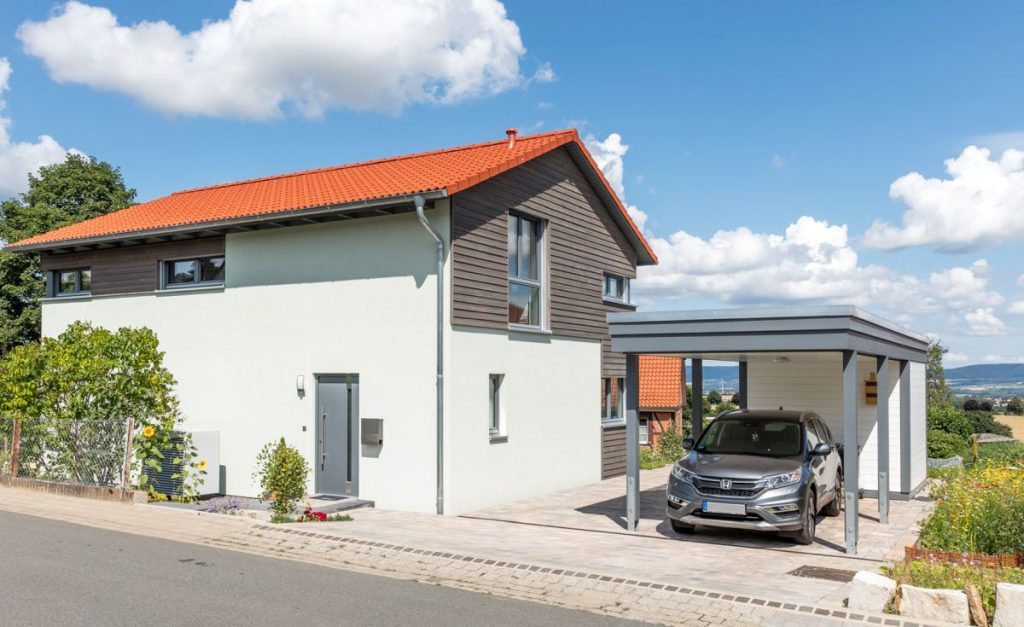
[
  {"left": 40, "top": 236, "right": 226, "bottom": 297},
  {"left": 450, "top": 148, "right": 637, "bottom": 377}
]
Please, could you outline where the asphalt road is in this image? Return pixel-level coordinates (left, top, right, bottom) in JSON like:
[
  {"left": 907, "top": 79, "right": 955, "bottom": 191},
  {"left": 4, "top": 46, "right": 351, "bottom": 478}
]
[{"left": 0, "top": 511, "right": 642, "bottom": 626}]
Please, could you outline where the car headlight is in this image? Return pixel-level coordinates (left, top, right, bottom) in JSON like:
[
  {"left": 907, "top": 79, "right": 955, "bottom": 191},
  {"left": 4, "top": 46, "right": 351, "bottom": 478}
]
[
  {"left": 672, "top": 464, "right": 697, "bottom": 483},
  {"left": 762, "top": 469, "right": 802, "bottom": 489}
]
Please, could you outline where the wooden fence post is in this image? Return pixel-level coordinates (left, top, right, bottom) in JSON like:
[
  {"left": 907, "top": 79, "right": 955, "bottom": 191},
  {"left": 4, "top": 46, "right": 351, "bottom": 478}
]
[
  {"left": 10, "top": 418, "right": 21, "bottom": 477},
  {"left": 122, "top": 416, "right": 135, "bottom": 490}
]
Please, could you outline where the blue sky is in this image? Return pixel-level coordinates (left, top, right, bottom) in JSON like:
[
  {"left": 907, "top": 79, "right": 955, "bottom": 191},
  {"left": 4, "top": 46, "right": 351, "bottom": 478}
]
[{"left": 1, "top": 1, "right": 1023, "bottom": 365}]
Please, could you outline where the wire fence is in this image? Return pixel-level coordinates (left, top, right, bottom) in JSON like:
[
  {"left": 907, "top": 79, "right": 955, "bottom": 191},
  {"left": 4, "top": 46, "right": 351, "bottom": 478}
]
[{"left": 1, "top": 417, "right": 135, "bottom": 489}]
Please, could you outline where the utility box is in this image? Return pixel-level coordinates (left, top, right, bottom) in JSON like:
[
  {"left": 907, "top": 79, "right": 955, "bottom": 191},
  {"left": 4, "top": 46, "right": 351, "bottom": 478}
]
[{"left": 361, "top": 418, "right": 383, "bottom": 446}]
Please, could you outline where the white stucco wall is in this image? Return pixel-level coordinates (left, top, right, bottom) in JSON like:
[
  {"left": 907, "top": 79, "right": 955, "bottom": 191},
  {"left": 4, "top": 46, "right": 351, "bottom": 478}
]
[
  {"left": 42, "top": 207, "right": 450, "bottom": 513},
  {"left": 745, "top": 352, "right": 926, "bottom": 494},
  {"left": 445, "top": 327, "right": 602, "bottom": 515}
]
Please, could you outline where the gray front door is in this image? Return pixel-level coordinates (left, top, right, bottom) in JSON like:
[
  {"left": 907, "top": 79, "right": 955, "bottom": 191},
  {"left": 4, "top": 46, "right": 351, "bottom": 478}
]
[{"left": 315, "top": 375, "right": 356, "bottom": 496}]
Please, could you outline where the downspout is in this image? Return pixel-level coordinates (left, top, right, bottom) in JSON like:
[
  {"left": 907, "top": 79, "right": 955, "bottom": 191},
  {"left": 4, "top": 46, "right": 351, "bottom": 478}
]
[{"left": 415, "top": 194, "right": 445, "bottom": 515}]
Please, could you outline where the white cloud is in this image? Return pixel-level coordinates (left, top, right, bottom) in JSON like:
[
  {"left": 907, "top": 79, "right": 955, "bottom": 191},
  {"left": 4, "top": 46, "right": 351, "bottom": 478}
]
[
  {"left": 1018, "top": 274, "right": 1024, "bottom": 289},
  {"left": 530, "top": 62, "right": 556, "bottom": 84},
  {"left": 0, "top": 57, "right": 74, "bottom": 199},
  {"left": 1009, "top": 301, "right": 1024, "bottom": 315},
  {"left": 862, "top": 146, "right": 1024, "bottom": 252},
  {"left": 771, "top": 154, "right": 787, "bottom": 170},
  {"left": 584, "top": 132, "right": 647, "bottom": 231},
  {"left": 945, "top": 352, "right": 969, "bottom": 364},
  {"left": 964, "top": 308, "right": 1009, "bottom": 336},
  {"left": 980, "top": 354, "right": 1024, "bottom": 364},
  {"left": 19, "top": 0, "right": 534, "bottom": 120}
]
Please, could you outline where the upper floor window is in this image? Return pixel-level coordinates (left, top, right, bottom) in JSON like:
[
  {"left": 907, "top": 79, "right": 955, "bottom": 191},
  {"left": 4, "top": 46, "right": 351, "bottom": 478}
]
[
  {"left": 507, "top": 213, "right": 543, "bottom": 327},
  {"left": 603, "top": 273, "right": 630, "bottom": 304},
  {"left": 50, "top": 268, "right": 91, "bottom": 297},
  {"left": 162, "top": 256, "right": 225, "bottom": 289}
]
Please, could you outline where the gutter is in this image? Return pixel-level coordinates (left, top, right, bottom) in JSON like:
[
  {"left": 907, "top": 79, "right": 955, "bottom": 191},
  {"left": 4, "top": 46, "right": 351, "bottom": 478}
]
[
  {"left": 7, "top": 190, "right": 450, "bottom": 253},
  {"left": 414, "top": 195, "right": 446, "bottom": 516}
]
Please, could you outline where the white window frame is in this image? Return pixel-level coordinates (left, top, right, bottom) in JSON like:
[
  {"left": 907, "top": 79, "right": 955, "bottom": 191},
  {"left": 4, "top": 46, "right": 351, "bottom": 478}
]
[
  {"left": 639, "top": 417, "right": 650, "bottom": 446},
  {"left": 489, "top": 373, "right": 506, "bottom": 442},
  {"left": 507, "top": 212, "right": 546, "bottom": 330},
  {"left": 50, "top": 268, "right": 91, "bottom": 298},
  {"left": 602, "top": 377, "right": 625, "bottom": 424},
  {"left": 160, "top": 255, "right": 226, "bottom": 290},
  {"left": 603, "top": 273, "right": 630, "bottom": 305}
]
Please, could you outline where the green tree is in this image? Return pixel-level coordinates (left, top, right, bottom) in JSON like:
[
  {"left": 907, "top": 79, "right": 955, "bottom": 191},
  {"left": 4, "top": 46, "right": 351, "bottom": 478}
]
[
  {"left": 0, "top": 155, "right": 135, "bottom": 356},
  {"left": 1007, "top": 397, "right": 1024, "bottom": 416},
  {"left": 926, "top": 340, "right": 955, "bottom": 410},
  {"left": 707, "top": 390, "right": 722, "bottom": 405}
]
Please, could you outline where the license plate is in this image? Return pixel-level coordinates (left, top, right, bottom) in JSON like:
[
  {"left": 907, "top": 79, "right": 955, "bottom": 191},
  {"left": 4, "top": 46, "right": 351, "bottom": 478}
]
[{"left": 702, "top": 501, "right": 746, "bottom": 515}]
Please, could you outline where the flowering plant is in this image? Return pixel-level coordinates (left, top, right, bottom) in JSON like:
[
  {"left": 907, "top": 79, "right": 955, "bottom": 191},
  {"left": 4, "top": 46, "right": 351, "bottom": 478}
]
[{"left": 298, "top": 508, "right": 328, "bottom": 523}]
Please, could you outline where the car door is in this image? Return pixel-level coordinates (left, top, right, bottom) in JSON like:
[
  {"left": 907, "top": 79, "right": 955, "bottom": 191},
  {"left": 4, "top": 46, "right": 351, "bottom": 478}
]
[
  {"left": 805, "top": 417, "right": 828, "bottom": 498},
  {"left": 811, "top": 416, "right": 839, "bottom": 499}
]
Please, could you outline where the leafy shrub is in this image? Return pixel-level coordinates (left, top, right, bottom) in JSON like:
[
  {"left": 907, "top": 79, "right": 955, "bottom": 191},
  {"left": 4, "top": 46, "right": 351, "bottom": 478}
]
[
  {"left": 963, "top": 399, "right": 980, "bottom": 411},
  {"left": 639, "top": 447, "right": 665, "bottom": 470},
  {"left": 1007, "top": 396, "right": 1024, "bottom": 416},
  {"left": 254, "top": 438, "right": 310, "bottom": 516},
  {"left": 706, "top": 390, "right": 722, "bottom": 405},
  {"left": 716, "top": 401, "right": 738, "bottom": 412},
  {"left": 927, "top": 430, "right": 968, "bottom": 459},
  {"left": 927, "top": 406, "right": 973, "bottom": 439},
  {"left": 918, "top": 460, "right": 1024, "bottom": 555},
  {"left": 657, "top": 424, "right": 687, "bottom": 462},
  {"left": 964, "top": 410, "right": 1013, "bottom": 438},
  {"left": 888, "top": 559, "right": 1024, "bottom": 623}
]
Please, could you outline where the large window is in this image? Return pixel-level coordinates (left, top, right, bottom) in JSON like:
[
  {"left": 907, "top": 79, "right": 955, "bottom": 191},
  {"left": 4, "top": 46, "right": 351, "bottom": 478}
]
[
  {"left": 489, "top": 374, "right": 505, "bottom": 441},
  {"left": 51, "top": 268, "right": 91, "bottom": 297},
  {"left": 162, "top": 256, "right": 225, "bottom": 288},
  {"left": 602, "top": 377, "right": 624, "bottom": 423},
  {"left": 507, "top": 213, "right": 543, "bottom": 327},
  {"left": 603, "top": 273, "right": 630, "bottom": 304}
]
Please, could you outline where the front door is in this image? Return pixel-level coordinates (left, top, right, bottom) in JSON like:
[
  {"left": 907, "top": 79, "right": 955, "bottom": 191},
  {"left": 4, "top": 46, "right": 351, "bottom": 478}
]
[{"left": 315, "top": 375, "right": 356, "bottom": 496}]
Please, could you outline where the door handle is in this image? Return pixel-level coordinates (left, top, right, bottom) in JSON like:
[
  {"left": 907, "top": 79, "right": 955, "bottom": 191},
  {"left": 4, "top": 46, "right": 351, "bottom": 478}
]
[{"left": 321, "top": 410, "right": 327, "bottom": 468}]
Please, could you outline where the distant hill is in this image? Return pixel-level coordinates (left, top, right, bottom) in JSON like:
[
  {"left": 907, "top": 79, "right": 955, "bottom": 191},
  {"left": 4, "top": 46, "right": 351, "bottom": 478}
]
[
  {"left": 685, "top": 365, "right": 739, "bottom": 390},
  {"left": 946, "top": 363, "right": 1024, "bottom": 385}
]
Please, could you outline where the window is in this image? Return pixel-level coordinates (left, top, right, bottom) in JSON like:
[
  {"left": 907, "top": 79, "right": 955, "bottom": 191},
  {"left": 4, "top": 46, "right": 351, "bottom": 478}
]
[
  {"left": 163, "top": 256, "right": 225, "bottom": 288},
  {"left": 603, "top": 274, "right": 630, "bottom": 304},
  {"left": 507, "top": 214, "right": 543, "bottom": 327},
  {"left": 639, "top": 417, "right": 649, "bottom": 445},
  {"left": 489, "top": 374, "right": 505, "bottom": 440},
  {"left": 806, "top": 420, "right": 822, "bottom": 450},
  {"left": 601, "top": 377, "right": 624, "bottom": 423},
  {"left": 51, "top": 268, "right": 91, "bottom": 297}
]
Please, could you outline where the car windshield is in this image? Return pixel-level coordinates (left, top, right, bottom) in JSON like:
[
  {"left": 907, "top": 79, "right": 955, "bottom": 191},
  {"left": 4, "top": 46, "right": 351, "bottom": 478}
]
[{"left": 695, "top": 418, "right": 803, "bottom": 457}]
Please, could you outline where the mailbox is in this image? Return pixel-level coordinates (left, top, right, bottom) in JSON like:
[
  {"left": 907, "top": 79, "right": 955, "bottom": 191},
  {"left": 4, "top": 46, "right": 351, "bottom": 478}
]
[{"left": 361, "top": 418, "right": 383, "bottom": 446}]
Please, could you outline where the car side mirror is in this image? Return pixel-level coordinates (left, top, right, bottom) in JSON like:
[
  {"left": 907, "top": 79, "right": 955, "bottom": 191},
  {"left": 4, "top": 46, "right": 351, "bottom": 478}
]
[
  {"left": 682, "top": 437, "right": 694, "bottom": 449},
  {"left": 811, "top": 442, "right": 832, "bottom": 456}
]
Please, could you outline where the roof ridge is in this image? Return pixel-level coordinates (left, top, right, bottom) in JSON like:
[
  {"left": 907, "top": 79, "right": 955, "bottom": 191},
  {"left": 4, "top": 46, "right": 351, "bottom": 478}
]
[{"left": 172, "top": 128, "right": 578, "bottom": 196}]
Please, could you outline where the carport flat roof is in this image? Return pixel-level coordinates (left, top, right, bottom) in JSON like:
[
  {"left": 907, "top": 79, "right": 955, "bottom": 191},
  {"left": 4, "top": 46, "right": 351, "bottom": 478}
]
[{"left": 608, "top": 305, "right": 929, "bottom": 363}]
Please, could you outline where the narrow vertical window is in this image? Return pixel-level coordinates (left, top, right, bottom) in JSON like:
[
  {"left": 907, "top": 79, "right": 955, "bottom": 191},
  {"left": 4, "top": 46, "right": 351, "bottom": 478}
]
[
  {"left": 489, "top": 374, "right": 505, "bottom": 441},
  {"left": 639, "top": 417, "right": 650, "bottom": 446},
  {"left": 507, "top": 213, "right": 543, "bottom": 328}
]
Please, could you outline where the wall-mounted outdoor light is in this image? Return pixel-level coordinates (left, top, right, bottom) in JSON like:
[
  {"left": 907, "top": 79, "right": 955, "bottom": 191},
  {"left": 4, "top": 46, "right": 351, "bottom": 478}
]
[{"left": 296, "top": 375, "right": 306, "bottom": 397}]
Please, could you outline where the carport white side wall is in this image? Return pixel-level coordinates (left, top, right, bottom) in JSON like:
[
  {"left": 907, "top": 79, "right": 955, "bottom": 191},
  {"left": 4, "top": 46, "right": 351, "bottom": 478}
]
[
  {"left": 40, "top": 206, "right": 452, "bottom": 514},
  {"left": 745, "top": 353, "right": 925, "bottom": 495},
  {"left": 445, "top": 327, "right": 602, "bottom": 515}
]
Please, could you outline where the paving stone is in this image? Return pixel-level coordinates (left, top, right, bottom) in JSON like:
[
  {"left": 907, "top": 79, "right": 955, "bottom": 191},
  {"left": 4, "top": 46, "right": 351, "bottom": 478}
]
[
  {"left": 849, "top": 571, "right": 896, "bottom": 613},
  {"left": 994, "top": 582, "right": 1024, "bottom": 627},
  {"left": 898, "top": 584, "right": 970, "bottom": 624}
]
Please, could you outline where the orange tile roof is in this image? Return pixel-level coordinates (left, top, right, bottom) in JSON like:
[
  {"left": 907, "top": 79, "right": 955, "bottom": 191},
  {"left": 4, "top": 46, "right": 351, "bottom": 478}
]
[
  {"left": 9, "top": 129, "right": 655, "bottom": 263},
  {"left": 640, "top": 355, "right": 684, "bottom": 409}
]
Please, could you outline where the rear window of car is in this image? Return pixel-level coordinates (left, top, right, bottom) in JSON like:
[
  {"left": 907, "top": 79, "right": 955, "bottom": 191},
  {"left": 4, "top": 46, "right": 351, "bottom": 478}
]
[{"left": 696, "top": 418, "right": 803, "bottom": 457}]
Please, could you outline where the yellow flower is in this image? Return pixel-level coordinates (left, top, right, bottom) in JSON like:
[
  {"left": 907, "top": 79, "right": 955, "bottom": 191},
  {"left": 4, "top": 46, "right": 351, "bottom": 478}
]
[
  {"left": 198, "top": 460, "right": 208, "bottom": 471},
  {"left": 142, "top": 425, "right": 156, "bottom": 439}
]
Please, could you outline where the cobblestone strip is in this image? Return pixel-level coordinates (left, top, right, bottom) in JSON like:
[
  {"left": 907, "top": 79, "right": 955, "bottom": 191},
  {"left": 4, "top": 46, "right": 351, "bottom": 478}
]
[{"left": 199, "top": 524, "right": 941, "bottom": 627}]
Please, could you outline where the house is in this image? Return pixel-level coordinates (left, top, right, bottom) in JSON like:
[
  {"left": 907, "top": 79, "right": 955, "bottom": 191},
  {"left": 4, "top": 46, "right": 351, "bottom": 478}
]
[
  {"left": 8, "top": 129, "right": 657, "bottom": 515},
  {"left": 638, "top": 355, "right": 687, "bottom": 449}
]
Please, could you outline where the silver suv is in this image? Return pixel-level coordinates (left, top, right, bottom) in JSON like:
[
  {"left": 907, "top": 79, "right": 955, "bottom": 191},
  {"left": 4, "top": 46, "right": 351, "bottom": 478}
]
[{"left": 666, "top": 410, "right": 843, "bottom": 545}]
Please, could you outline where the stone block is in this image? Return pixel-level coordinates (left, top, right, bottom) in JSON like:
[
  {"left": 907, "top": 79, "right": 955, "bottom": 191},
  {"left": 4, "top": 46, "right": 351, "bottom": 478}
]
[
  {"left": 898, "top": 584, "right": 971, "bottom": 624},
  {"left": 848, "top": 570, "right": 896, "bottom": 613},
  {"left": 994, "top": 582, "right": 1024, "bottom": 627}
]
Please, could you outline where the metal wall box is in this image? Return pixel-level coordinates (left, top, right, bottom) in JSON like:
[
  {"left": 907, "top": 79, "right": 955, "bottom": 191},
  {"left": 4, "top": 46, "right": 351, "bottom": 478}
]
[{"left": 361, "top": 418, "right": 383, "bottom": 446}]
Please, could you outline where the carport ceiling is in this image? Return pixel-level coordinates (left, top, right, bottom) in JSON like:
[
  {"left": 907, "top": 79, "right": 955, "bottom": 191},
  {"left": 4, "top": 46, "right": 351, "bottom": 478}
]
[{"left": 608, "top": 305, "right": 929, "bottom": 363}]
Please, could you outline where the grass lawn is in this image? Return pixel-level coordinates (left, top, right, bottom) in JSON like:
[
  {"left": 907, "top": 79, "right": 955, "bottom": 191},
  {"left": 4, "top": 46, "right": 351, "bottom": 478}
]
[{"left": 996, "top": 414, "right": 1024, "bottom": 440}]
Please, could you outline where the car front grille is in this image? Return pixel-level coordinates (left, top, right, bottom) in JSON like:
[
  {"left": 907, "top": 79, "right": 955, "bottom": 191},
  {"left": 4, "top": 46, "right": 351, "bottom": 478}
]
[{"left": 693, "top": 475, "right": 761, "bottom": 498}]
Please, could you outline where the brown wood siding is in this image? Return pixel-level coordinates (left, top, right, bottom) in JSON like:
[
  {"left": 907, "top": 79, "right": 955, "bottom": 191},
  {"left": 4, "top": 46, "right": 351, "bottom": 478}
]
[
  {"left": 451, "top": 148, "right": 637, "bottom": 378},
  {"left": 40, "top": 237, "right": 225, "bottom": 296},
  {"left": 601, "top": 423, "right": 627, "bottom": 479}
]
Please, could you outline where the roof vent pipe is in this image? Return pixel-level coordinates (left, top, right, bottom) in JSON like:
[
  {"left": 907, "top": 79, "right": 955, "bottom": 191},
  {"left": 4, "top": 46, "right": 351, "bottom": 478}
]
[
  {"left": 506, "top": 128, "right": 517, "bottom": 149},
  {"left": 414, "top": 194, "right": 445, "bottom": 516}
]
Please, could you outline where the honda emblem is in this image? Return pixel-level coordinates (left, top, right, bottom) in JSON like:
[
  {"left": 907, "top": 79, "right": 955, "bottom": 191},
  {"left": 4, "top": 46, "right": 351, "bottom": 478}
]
[{"left": 720, "top": 479, "right": 732, "bottom": 490}]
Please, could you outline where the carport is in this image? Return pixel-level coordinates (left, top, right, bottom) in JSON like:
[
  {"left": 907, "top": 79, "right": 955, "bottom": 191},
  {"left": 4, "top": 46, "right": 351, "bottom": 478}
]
[{"left": 608, "top": 305, "right": 929, "bottom": 555}]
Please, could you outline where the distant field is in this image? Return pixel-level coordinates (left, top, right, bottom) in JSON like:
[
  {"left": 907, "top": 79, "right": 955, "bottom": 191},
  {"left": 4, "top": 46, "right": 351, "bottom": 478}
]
[{"left": 996, "top": 415, "right": 1024, "bottom": 441}]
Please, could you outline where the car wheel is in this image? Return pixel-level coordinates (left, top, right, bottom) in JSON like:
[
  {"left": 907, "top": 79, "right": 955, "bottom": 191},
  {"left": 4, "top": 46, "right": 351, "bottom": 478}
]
[
  {"left": 671, "top": 519, "right": 695, "bottom": 534},
  {"left": 794, "top": 492, "right": 816, "bottom": 545},
  {"left": 824, "top": 473, "right": 843, "bottom": 517}
]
